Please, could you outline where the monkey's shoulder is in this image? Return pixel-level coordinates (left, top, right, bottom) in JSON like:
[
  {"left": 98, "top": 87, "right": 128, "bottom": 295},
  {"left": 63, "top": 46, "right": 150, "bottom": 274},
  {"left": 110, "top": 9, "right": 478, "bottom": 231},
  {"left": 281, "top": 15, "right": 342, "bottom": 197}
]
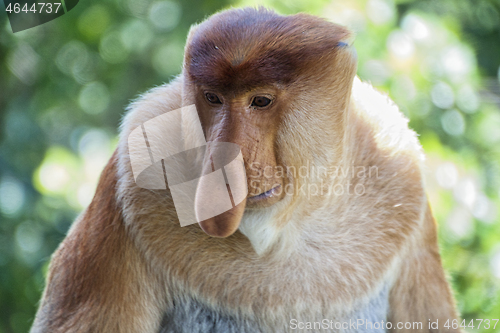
[{"left": 350, "top": 77, "right": 423, "bottom": 161}]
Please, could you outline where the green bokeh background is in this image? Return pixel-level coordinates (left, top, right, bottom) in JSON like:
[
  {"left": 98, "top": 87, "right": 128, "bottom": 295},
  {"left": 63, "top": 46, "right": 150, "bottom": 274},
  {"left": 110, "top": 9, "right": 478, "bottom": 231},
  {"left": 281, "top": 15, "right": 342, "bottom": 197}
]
[{"left": 0, "top": 0, "right": 499, "bottom": 332}]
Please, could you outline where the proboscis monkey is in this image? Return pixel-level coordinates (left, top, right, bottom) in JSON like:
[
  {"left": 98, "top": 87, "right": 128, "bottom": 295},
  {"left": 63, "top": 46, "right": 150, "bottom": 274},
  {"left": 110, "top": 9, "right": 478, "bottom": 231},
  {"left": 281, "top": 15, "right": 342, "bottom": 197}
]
[{"left": 31, "top": 7, "right": 462, "bottom": 333}]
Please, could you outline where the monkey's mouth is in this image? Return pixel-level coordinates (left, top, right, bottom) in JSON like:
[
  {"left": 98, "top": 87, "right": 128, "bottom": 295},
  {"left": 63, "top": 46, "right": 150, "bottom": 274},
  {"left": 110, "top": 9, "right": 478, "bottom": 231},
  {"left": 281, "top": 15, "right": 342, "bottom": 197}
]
[{"left": 246, "top": 184, "right": 282, "bottom": 208}]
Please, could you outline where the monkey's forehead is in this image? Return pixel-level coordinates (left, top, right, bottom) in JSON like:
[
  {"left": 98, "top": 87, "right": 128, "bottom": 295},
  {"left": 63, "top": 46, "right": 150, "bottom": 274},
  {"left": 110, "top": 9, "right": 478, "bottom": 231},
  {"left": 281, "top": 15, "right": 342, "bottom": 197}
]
[{"left": 184, "top": 7, "right": 352, "bottom": 92}]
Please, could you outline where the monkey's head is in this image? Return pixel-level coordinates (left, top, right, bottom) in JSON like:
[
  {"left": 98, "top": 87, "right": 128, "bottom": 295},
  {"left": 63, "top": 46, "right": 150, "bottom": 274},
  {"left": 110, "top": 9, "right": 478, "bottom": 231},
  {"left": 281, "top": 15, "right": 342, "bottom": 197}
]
[{"left": 183, "top": 8, "right": 357, "bottom": 239}]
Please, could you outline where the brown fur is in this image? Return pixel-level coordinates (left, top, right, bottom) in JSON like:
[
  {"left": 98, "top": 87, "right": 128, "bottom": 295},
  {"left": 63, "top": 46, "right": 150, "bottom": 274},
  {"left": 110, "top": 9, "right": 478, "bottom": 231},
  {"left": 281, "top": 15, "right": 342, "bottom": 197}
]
[
  {"left": 31, "top": 7, "right": 461, "bottom": 333},
  {"left": 185, "top": 8, "right": 351, "bottom": 92},
  {"left": 31, "top": 152, "right": 165, "bottom": 332},
  {"left": 388, "top": 203, "right": 459, "bottom": 332}
]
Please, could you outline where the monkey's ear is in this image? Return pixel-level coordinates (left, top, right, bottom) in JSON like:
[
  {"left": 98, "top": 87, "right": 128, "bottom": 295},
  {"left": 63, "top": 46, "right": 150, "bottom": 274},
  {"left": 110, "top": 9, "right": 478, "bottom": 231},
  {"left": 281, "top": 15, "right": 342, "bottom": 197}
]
[
  {"left": 336, "top": 37, "right": 357, "bottom": 62},
  {"left": 338, "top": 38, "right": 358, "bottom": 61},
  {"left": 335, "top": 28, "right": 356, "bottom": 49},
  {"left": 337, "top": 29, "right": 355, "bottom": 45}
]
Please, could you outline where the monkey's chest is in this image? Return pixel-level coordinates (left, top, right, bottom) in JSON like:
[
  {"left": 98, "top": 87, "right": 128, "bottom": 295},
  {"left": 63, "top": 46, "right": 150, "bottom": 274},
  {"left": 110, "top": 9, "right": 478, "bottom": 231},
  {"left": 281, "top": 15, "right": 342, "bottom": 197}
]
[
  {"left": 158, "top": 299, "right": 261, "bottom": 333},
  {"left": 158, "top": 286, "right": 389, "bottom": 333}
]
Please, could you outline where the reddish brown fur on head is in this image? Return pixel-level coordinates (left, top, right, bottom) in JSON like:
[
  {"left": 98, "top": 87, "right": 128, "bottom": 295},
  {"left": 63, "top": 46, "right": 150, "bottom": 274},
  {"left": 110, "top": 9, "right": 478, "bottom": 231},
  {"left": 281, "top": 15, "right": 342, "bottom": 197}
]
[
  {"left": 184, "top": 8, "right": 356, "bottom": 237},
  {"left": 185, "top": 8, "right": 352, "bottom": 92}
]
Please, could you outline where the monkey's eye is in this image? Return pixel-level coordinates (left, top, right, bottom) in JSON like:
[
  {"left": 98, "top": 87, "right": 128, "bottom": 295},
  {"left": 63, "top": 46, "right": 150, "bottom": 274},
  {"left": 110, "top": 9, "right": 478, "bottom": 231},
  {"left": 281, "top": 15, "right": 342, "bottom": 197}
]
[
  {"left": 205, "top": 92, "right": 222, "bottom": 104},
  {"left": 251, "top": 96, "right": 272, "bottom": 108}
]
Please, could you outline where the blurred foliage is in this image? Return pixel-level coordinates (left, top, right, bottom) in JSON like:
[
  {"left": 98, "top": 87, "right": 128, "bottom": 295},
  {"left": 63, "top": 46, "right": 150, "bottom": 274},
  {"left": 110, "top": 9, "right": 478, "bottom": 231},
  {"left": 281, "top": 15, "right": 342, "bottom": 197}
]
[{"left": 0, "top": 0, "right": 499, "bottom": 332}]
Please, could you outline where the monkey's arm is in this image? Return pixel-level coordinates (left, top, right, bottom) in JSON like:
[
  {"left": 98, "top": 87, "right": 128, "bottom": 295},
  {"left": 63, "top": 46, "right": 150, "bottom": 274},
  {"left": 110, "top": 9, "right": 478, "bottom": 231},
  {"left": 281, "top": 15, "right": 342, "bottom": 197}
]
[
  {"left": 388, "top": 202, "right": 461, "bottom": 333},
  {"left": 30, "top": 152, "right": 165, "bottom": 333}
]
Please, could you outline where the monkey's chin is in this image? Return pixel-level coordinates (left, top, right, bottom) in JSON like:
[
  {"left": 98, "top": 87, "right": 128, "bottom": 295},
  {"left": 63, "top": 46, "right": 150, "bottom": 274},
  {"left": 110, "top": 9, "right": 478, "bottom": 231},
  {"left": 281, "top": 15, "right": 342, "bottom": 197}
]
[{"left": 246, "top": 185, "right": 283, "bottom": 208}]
